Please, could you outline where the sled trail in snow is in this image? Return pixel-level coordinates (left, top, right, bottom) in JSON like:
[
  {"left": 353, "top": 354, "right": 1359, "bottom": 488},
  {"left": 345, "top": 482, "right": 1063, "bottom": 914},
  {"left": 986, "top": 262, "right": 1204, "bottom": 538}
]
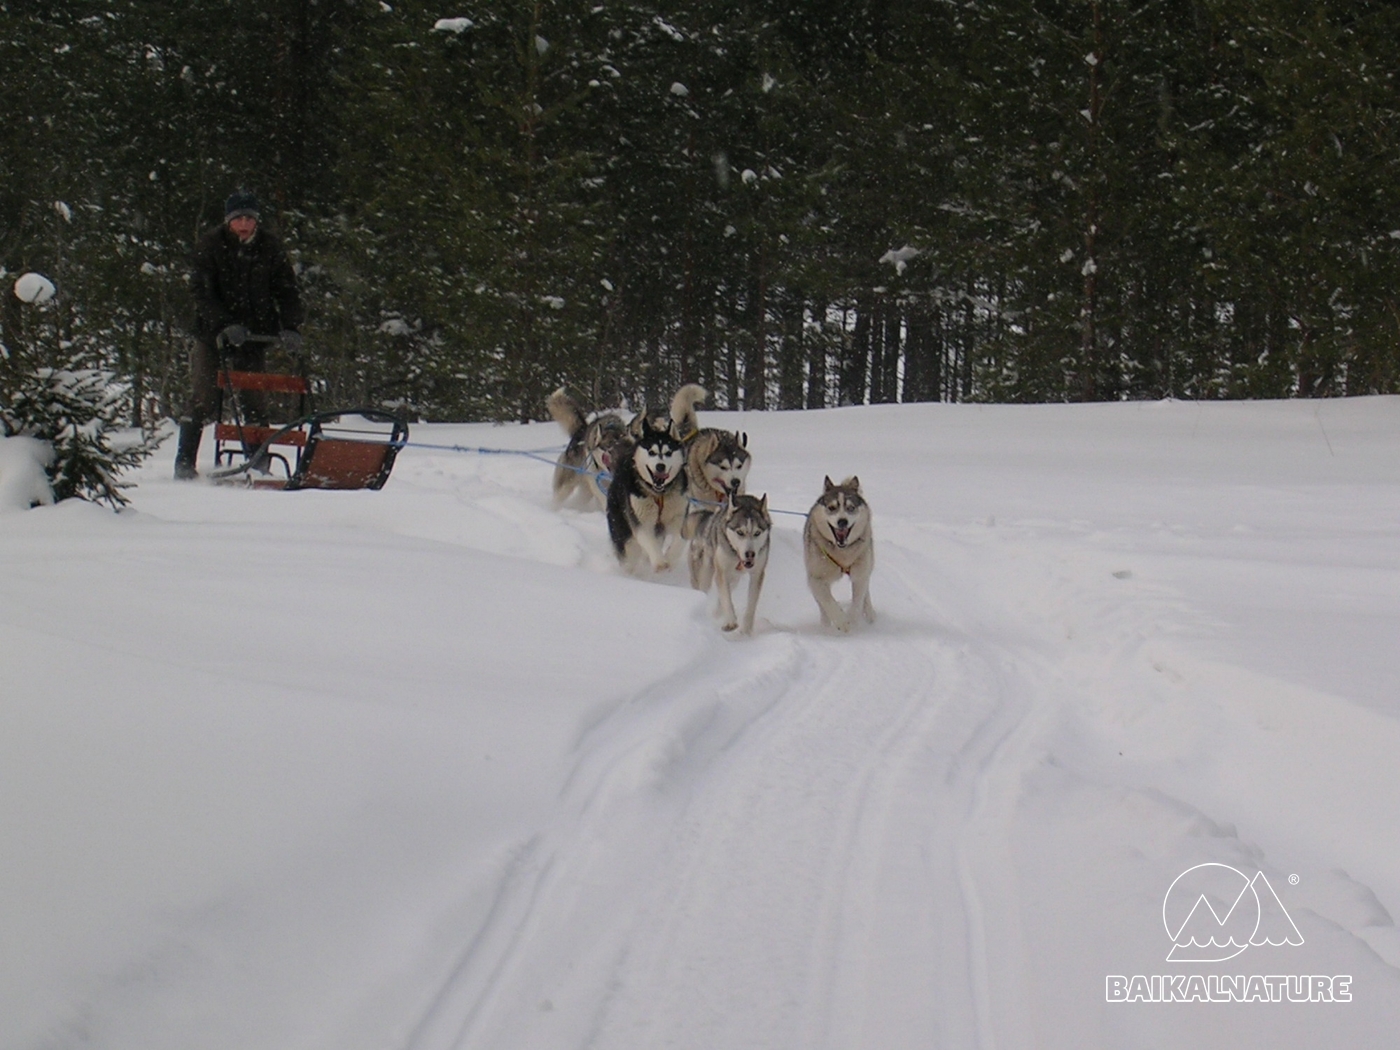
[
  {"left": 403, "top": 537, "right": 1039, "bottom": 1050},
  {"left": 12, "top": 401, "right": 1400, "bottom": 1050},
  {"left": 399, "top": 502, "right": 1400, "bottom": 1050}
]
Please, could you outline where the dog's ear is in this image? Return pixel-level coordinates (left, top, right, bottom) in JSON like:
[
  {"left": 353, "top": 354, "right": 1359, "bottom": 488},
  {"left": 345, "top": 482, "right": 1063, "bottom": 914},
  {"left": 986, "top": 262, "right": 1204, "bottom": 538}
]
[
  {"left": 740, "top": 432, "right": 748, "bottom": 448},
  {"left": 843, "top": 475, "right": 860, "bottom": 493},
  {"left": 628, "top": 411, "right": 646, "bottom": 438},
  {"left": 759, "top": 493, "right": 768, "bottom": 513},
  {"left": 823, "top": 475, "right": 835, "bottom": 492}
]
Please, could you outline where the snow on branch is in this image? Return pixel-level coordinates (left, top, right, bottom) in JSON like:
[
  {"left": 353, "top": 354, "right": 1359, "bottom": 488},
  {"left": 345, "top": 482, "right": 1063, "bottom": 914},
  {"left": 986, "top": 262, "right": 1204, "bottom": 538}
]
[
  {"left": 432, "top": 18, "right": 474, "bottom": 34},
  {"left": 879, "top": 245, "right": 922, "bottom": 275}
]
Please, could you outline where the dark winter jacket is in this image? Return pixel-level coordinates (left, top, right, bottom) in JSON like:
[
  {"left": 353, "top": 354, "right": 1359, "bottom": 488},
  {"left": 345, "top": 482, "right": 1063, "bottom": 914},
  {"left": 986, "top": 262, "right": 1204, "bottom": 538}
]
[{"left": 190, "top": 224, "right": 304, "bottom": 343}]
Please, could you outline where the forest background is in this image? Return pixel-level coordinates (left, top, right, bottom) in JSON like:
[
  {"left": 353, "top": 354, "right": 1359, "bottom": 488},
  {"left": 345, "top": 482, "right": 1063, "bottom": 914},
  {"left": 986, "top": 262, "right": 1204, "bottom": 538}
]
[{"left": 2, "top": 0, "right": 1398, "bottom": 424}]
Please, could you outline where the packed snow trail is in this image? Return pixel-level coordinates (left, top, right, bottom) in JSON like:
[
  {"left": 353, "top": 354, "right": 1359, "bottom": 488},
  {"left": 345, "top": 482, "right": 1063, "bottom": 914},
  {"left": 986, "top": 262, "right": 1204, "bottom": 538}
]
[
  {"left": 398, "top": 529, "right": 1039, "bottom": 1050},
  {"left": 382, "top": 404, "right": 1400, "bottom": 1049},
  {"left": 6, "top": 399, "right": 1400, "bottom": 1050}
]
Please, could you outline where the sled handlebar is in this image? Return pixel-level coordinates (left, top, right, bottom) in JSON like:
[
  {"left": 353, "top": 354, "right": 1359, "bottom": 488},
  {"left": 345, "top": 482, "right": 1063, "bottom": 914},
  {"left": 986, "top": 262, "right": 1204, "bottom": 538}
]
[{"left": 215, "top": 331, "right": 296, "bottom": 349}]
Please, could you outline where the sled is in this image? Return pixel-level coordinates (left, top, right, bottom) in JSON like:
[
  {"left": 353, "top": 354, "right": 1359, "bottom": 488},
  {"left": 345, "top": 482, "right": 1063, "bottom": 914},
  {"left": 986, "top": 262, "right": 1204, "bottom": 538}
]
[{"left": 209, "top": 350, "right": 408, "bottom": 491}]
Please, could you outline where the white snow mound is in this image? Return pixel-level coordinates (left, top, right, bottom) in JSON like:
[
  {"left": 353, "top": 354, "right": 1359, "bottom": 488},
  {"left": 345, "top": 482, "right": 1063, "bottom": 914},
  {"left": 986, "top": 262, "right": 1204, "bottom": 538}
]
[{"left": 0, "top": 435, "right": 55, "bottom": 511}]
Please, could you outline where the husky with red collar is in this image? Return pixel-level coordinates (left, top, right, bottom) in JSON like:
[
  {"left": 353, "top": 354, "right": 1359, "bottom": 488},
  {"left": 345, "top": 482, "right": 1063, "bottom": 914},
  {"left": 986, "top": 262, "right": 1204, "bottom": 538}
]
[
  {"left": 606, "top": 408, "right": 689, "bottom": 574},
  {"left": 669, "top": 383, "right": 752, "bottom": 538},
  {"left": 688, "top": 492, "right": 771, "bottom": 634},
  {"left": 803, "top": 475, "right": 876, "bottom": 632}
]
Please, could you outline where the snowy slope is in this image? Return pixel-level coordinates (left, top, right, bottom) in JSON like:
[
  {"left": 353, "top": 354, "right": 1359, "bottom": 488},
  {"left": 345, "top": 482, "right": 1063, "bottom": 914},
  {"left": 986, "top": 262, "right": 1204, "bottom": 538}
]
[{"left": 3, "top": 397, "right": 1399, "bottom": 1049}]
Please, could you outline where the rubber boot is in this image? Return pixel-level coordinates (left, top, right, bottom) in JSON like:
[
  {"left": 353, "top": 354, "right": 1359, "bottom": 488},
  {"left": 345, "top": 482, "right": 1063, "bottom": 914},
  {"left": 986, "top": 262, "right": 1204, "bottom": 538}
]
[{"left": 173, "top": 420, "right": 202, "bottom": 479}]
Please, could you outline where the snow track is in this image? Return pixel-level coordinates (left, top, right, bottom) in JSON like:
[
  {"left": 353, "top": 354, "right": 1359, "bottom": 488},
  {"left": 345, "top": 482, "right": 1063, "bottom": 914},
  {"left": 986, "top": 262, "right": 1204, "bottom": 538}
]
[
  {"left": 394, "top": 442, "right": 1400, "bottom": 1049},
  {"left": 399, "top": 526, "right": 1051, "bottom": 1050},
  {"left": 9, "top": 401, "right": 1400, "bottom": 1050}
]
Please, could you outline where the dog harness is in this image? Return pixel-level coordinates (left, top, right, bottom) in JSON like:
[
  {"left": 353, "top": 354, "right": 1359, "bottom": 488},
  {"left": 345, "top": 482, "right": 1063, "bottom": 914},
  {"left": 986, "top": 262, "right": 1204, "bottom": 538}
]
[{"left": 819, "top": 544, "right": 852, "bottom": 576}]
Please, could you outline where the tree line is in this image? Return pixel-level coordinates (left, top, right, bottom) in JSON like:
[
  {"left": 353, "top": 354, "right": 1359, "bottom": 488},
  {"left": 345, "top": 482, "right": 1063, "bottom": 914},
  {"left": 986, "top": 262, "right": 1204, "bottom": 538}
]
[{"left": 3, "top": 0, "right": 1397, "bottom": 424}]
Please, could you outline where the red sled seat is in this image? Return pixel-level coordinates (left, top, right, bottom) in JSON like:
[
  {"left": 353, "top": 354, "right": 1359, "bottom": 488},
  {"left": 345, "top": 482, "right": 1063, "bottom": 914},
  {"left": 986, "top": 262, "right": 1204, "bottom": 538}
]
[{"left": 212, "top": 369, "right": 407, "bottom": 491}]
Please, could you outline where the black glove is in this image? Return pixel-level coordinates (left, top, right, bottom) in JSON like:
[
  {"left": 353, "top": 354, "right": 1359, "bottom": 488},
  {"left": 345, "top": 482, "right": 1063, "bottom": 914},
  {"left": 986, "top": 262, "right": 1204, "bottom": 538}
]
[
  {"left": 218, "top": 323, "right": 249, "bottom": 347},
  {"left": 279, "top": 330, "right": 304, "bottom": 353}
]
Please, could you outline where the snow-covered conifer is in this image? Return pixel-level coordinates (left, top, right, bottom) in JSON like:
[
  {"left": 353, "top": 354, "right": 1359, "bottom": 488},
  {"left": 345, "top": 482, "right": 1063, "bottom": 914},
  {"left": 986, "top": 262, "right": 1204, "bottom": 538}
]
[{"left": 1, "top": 361, "right": 160, "bottom": 508}]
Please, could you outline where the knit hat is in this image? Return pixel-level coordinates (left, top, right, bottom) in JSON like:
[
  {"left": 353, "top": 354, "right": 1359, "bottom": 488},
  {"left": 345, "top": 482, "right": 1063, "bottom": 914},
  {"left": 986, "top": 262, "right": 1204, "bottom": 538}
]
[{"left": 224, "top": 190, "right": 260, "bottom": 221}]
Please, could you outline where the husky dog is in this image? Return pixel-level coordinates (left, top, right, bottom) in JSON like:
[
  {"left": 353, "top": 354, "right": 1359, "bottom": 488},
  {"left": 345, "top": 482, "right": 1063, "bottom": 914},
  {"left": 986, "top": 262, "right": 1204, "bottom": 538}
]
[
  {"left": 669, "top": 383, "right": 752, "bottom": 537},
  {"left": 689, "top": 492, "right": 772, "bottom": 634},
  {"left": 546, "top": 388, "right": 628, "bottom": 510},
  {"left": 606, "top": 408, "right": 689, "bottom": 573},
  {"left": 804, "top": 475, "right": 876, "bottom": 632}
]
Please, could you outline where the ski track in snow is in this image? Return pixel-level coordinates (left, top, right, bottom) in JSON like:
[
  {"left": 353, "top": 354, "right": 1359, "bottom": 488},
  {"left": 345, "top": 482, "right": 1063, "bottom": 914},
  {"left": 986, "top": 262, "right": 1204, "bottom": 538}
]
[
  {"left": 395, "top": 514, "right": 1088, "bottom": 1050},
  {"left": 395, "top": 465, "right": 1400, "bottom": 1048},
  {"left": 400, "top": 621, "right": 1002, "bottom": 1047},
  {"left": 9, "top": 401, "right": 1400, "bottom": 1050}
]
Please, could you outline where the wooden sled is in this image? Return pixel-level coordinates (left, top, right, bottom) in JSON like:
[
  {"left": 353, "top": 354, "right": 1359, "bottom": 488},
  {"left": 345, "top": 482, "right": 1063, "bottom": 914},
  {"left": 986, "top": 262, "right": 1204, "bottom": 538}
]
[{"left": 211, "top": 369, "right": 408, "bottom": 491}]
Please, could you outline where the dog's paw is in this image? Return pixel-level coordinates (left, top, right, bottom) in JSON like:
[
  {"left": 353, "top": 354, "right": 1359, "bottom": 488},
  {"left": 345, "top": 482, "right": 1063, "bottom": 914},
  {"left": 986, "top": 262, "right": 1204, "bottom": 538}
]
[
  {"left": 651, "top": 559, "right": 671, "bottom": 573},
  {"left": 721, "top": 621, "right": 738, "bottom": 632}
]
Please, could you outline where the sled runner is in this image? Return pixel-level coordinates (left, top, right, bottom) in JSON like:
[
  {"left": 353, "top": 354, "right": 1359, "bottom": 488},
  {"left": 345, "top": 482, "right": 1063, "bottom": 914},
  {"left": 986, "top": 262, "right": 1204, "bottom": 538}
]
[{"left": 209, "top": 337, "right": 408, "bottom": 491}]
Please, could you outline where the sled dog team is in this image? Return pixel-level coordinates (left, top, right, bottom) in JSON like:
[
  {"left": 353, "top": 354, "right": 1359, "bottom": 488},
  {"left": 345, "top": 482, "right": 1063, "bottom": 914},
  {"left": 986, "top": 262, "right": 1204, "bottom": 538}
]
[{"left": 548, "top": 384, "right": 876, "bottom": 636}]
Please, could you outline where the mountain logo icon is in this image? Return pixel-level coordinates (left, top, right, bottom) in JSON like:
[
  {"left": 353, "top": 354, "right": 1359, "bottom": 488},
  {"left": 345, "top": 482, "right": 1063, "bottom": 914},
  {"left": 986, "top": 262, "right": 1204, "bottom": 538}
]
[{"left": 1162, "top": 863, "right": 1304, "bottom": 962}]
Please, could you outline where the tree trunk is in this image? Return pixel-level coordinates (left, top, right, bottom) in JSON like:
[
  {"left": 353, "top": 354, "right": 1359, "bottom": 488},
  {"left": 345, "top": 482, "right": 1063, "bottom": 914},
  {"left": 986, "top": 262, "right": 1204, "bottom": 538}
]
[
  {"left": 841, "top": 297, "right": 871, "bottom": 406},
  {"left": 743, "top": 257, "right": 767, "bottom": 410},
  {"left": 879, "top": 303, "right": 901, "bottom": 403},
  {"left": 777, "top": 292, "right": 804, "bottom": 410},
  {"left": 866, "top": 297, "right": 884, "bottom": 404},
  {"left": 806, "top": 297, "right": 829, "bottom": 409},
  {"left": 1079, "top": 0, "right": 1104, "bottom": 401}
]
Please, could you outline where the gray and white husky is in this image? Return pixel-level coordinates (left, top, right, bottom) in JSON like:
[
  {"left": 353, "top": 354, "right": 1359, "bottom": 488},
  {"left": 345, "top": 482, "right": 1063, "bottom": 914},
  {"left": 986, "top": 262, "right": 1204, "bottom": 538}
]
[
  {"left": 606, "top": 408, "right": 689, "bottom": 573},
  {"left": 689, "top": 492, "right": 771, "bottom": 634},
  {"left": 546, "top": 388, "right": 627, "bottom": 510},
  {"left": 803, "top": 475, "right": 876, "bottom": 632},
  {"left": 669, "top": 383, "right": 752, "bottom": 538}
]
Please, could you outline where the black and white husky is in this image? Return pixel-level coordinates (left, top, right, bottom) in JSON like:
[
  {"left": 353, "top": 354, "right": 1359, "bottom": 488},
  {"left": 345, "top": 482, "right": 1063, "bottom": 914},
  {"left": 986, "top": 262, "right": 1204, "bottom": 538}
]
[
  {"left": 669, "top": 383, "right": 752, "bottom": 538},
  {"left": 688, "top": 492, "right": 771, "bottom": 634},
  {"left": 803, "top": 475, "right": 876, "bottom": 631},
  {"left": 546, "top": 388, "right": 627, "bottom": 510},
  {"left": 606, "top": 408, "right": 689, "bottom": 573}
]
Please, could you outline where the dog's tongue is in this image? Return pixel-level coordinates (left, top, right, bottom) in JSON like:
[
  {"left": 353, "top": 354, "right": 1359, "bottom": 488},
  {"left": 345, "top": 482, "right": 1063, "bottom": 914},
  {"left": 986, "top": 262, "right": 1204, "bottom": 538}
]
[{"left": 832, "top": 524, "right": 851, "bottom": 546}]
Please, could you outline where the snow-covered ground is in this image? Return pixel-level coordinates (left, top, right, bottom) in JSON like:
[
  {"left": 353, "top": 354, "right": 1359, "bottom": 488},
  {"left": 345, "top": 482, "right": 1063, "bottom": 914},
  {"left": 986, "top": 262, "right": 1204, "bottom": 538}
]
[{"left": 3, "top": 397, "right": 1399, "bottom": 1049}]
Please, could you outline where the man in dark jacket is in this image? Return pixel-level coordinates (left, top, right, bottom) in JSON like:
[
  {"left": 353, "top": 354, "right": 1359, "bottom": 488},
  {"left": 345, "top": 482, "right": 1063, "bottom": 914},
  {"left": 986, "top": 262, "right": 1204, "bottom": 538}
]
[{"left": 173, "top": 190, "right": 305, "bottom": 479}]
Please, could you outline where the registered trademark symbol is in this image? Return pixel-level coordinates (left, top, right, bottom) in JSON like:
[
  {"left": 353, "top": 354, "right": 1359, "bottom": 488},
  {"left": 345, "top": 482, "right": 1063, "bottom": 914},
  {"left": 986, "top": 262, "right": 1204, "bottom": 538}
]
[{"left": 1289, "top": 874, "right": 1300, "bottom": 885}]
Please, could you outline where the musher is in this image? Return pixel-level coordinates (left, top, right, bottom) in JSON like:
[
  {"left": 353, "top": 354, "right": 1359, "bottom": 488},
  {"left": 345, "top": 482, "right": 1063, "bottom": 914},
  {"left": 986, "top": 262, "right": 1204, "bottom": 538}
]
[{"left": 174, "top": 190, "right": 304, "bottom": 479}]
